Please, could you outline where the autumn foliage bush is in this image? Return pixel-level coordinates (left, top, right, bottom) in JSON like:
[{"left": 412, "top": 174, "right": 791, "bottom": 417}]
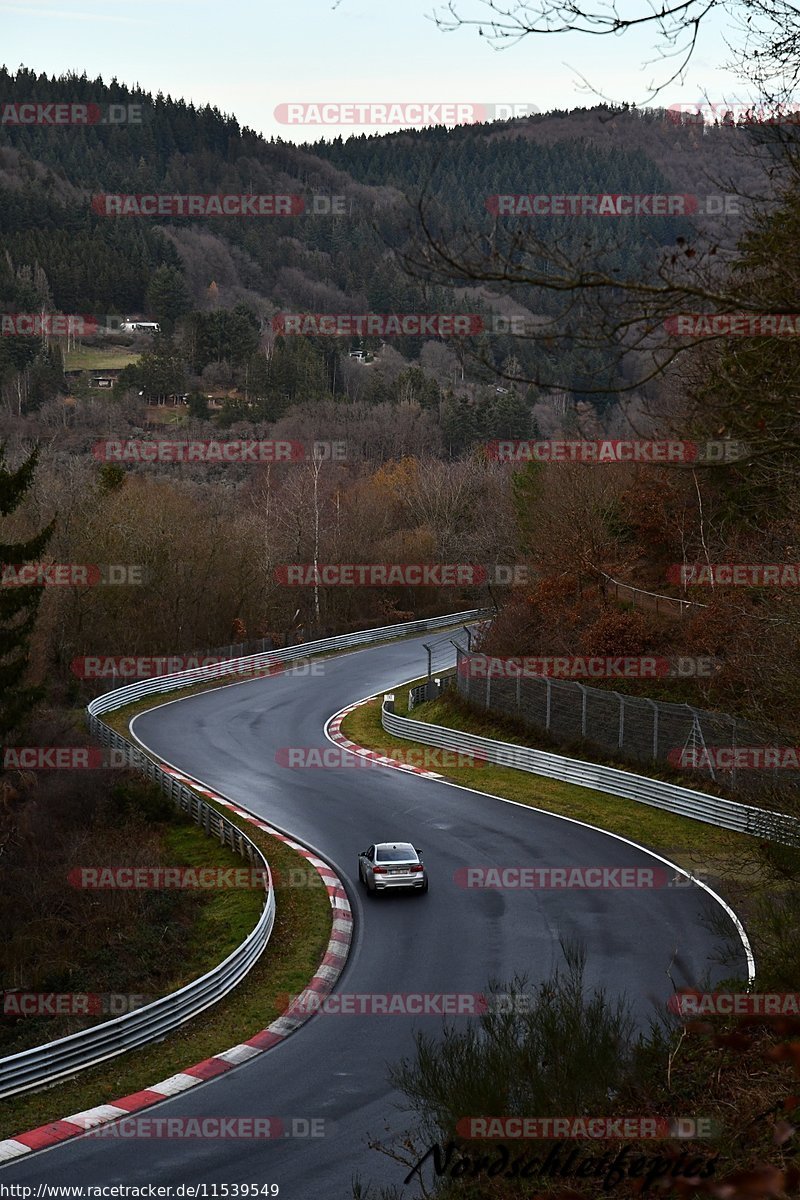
[
  {"left": 0, "top": 767, "right": 216, "bottom": 1055},
  {"left": 579, "top": 606, "right": 659, "bottom": 657}
]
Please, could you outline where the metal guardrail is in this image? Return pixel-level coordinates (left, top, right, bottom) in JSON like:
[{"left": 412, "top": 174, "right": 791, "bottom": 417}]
[
  {"left": 88, "top": 609, "right": 490, "bottom": 714},
  {"left": 381, "top": 699, "right": 800, "bottom": 847},
  {"left": 0, "top": 720, "right": 275, "bottom": 1099},
  {"left": 0, "top": 609, "right": 486, "bottom": 1100},
  {"left": 409, "top": 682, "right": 433, "bottom": 710}
]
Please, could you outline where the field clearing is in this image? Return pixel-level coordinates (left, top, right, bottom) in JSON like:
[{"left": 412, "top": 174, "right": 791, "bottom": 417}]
[{"left": 65, "top": 345, "right": 141, "bottom": 370}]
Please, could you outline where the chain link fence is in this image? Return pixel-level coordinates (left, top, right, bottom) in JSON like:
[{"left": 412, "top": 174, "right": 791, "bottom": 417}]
[
  {"left": 409, "top": 623, "right": 489, "bottom": 708},
  {"left": 596, "top": 569, "right": 783, "bottom": 627},
  {"left": 452, "top": 645, "right": 799, "bottom": 803},
  {"left": 598, "top": 572, "right": 702, "bottom": 618}
]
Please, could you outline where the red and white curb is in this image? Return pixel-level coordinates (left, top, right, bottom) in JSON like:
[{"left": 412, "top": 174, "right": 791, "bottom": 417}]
[
  {"left": 326, "top": 697, "right": 444, "bottom": 780},
  {"left": 0, "top": 779, "right": 352, "bottom": 1165}
]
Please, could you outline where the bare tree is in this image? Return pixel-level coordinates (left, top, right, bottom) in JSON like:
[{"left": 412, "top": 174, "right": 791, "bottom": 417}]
[{"left": 432, "top": 0, "right": 800, "bottom": 106}]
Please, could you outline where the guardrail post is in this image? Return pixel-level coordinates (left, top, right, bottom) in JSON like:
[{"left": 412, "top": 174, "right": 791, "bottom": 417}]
[
  {"left": 384, "top": 693, "right": 395, "bottom": 714},
  {"left": 451, "top": 641, "right": 465, "bottom": 699},
  {"left": 422, "top": 642, "right": 433, "bottom": 697},
  {"left": 577, "top": 683, "right": 587, "bottom": 738},
  {"left": 645, "top": 697, "right": 658, "bottom": 761}
]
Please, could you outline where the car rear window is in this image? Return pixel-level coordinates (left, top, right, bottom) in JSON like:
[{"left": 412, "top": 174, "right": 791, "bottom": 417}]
[{"left": 376, "top": 846, "right": 416, "bottom": 862}]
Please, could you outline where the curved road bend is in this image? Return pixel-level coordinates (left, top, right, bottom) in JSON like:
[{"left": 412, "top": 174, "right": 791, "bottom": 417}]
[{"left": 2, "top": 632, "right": 748, "bottom": 1196}]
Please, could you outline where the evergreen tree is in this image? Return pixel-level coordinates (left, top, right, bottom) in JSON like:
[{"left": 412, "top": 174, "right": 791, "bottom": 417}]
[
  {"left": 145, "top": 265, "right": 191, "bottom": 334},
  {"left": 0, "top": 444, "right": 56, "bottom": 739},
  {"left": 689, "top": 180, "right": 800, "bottom": 518}
]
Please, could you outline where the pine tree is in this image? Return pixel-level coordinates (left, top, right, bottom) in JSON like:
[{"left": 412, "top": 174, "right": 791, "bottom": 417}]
[
  {"left": 0, "top": 444, "right": 56, "bottom": 739},
  {"left": 145, "top": 265, "right": 191, "bottom": 334}
]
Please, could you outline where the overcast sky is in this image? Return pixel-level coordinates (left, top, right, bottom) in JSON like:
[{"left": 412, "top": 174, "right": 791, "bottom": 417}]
[{"left": 3, "top": 0, "right": 759, "bottom": 141}]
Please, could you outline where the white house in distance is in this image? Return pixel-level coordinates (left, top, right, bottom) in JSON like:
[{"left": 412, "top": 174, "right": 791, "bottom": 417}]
[{"left": 120, "top": 319, "right": 160, "bottom": 333}]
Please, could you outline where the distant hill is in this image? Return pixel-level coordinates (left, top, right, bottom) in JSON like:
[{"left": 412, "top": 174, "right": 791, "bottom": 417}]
[
  {"left": 0, "top": 68, "right": 779, "bottom": 416},
  {"left": 2, "top": 71, "right": 770, "bottom": 313}
]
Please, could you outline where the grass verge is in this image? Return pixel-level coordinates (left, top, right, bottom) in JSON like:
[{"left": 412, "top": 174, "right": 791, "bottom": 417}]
[
  {"left": 343, "top": 675, "right": 749, "bottom": 883},
  {"left": 0, "top": 774, "right": 333, "bottom": 1141},
  {"left": 0, "top": 796, "right": 264, "bottom": 1060},
  {"left": 348, "top": 676, "right": 800, "bottom": 976}
]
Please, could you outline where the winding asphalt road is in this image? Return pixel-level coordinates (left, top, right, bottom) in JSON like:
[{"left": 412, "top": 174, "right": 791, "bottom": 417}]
[{"left": 1, "top": 632, "right": 748, "bottom": 1198}]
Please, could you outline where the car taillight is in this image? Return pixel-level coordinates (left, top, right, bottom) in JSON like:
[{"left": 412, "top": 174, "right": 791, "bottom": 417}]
[
  {"left": 372, "top": 865, "right": 387, "bottom": 873},
  {"left": 409, "top": 864, "right": 424, "bottom": 872}
]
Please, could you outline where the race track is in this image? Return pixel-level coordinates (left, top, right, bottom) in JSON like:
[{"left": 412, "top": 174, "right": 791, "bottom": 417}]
[{"left": 1, "top": 632, "right": 748, "bottom": 1197}]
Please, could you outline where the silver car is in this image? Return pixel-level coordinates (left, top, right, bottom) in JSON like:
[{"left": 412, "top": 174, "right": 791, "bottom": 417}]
[{"left": 358, "top": 842, "right": 428, "bottom": 894}]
